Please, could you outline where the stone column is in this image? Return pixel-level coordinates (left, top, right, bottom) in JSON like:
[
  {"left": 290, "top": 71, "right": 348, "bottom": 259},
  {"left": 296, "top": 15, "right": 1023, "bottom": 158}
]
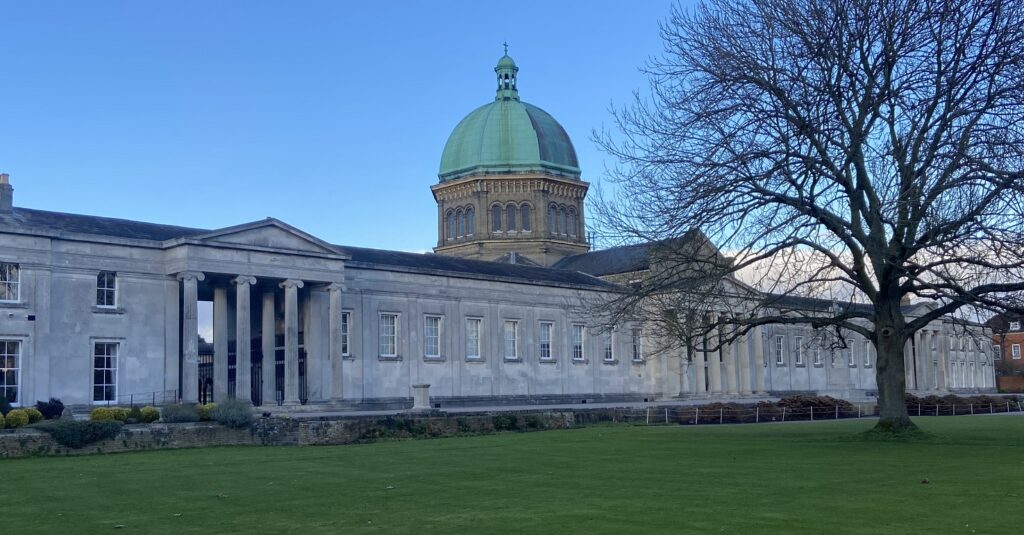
[
  {"left": 708, "top": 314, "right": 723, "bottom": 395},
  {"left": 904, "top": 339, "right": 916, "bottom": 390},
  {"left": 281, "top": 279, "right": 305, "bottom": 405},
  {"left": 739, "top": 331, "right": 751, "bottom": 395},
  {"left": 232, "top": 276, "right": 256, "bottom": 403},
  {"left": 694, "top": 341, "right": 707, "bottom": 396},
  {"left": 753, "top": 325, "right": 766, "bottom": 394},
  {"left": 213, "top": 285, "right": 229, "bottom": 401},
  {"left": 178, "top": 271, "right": 204, "bottom": 403},
  {"left": 935, "top": 328, "right": 948, "bottom": 392},
  {"left": 916, "top": 330, "right": 928, "bottom": 391},
  {"left": 327, "top": 283, "right": 345, "bottom": 400},
  {"left": 678, "top": 345, "right": 690, "bottom": 396},
  {"left": 724, "top": 323, "right": 739, "bottom": 396},
  {"left": 261, "top": 289, "right": 276, "bottom": 405}
]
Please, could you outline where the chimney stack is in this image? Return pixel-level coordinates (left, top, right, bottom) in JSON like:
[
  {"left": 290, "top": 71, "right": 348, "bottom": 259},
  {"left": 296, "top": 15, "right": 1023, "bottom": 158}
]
[{"left": 0, "top": 173, "right": 12, "bottom": 213}]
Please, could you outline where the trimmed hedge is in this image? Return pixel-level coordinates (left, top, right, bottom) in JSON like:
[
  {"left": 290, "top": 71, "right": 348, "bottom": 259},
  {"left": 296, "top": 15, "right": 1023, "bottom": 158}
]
[
  {"left": 25, "top": 407, "right": 44, "bottom": 424},
  {"left": 90, "top": 407, "right": 130, "bottom": 422},
  {"left": 140, "top": 406, "right": 160, "bottom": 423},
  {"left": 210, "top": 399, "right": 255, "bottom": 428},
  {"left": 38, "top": 420, "right": 123, "bottom": 449},
  {"left": 0, "top": 413, "right": 5, "bottom": 428},
  {"left": 197, "top": 403, "right": 216, "bottom": 422},
  {"left": 160, "top": 404, "right": 200, "bottom": 423},
  {"left": 5, "top": 409, "right": 29, "bottom": 428}
]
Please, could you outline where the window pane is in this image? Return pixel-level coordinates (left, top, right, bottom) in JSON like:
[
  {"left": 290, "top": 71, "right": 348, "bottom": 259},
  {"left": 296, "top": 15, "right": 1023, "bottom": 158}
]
[
  {"left": 504, "top": 321, "right": 518, "bottom": 358},
  {"left": 521, "top": 205, "right": 531, "bottom": 231},
  {"left": 341, "top": 312, "right": 350, "bottom": 355},
  {"left": 506, "top": 205, "right": 516, "bottom": 231},
  {"left": 466, "top": 319, "right": 481, "bottom": 358},
  {"left": 424, "top": 316, "right": 441, "bottom": 357},
  {"left": 603, "top": 333, "right": 613, "bottom": 361},
  {"left": 492, "top": 205, "right": 502, "bottom": 231},
  {"left": 573, "top": 325, "right": 585, "bottom": 360},
  {"left": 466, "top": 208, "right": 474, "bottom": 236}
]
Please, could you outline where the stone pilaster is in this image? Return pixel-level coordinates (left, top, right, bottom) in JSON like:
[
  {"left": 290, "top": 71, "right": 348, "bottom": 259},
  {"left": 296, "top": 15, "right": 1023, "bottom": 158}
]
[
  {"left": 177, "top": 271, "right": 205, "bottom": 403},
  {"left": 232, "top": 275, "right": 256, "bottom": 403},
  {"left": 281, "top": 279, "right": 304, "bottom": 405}
]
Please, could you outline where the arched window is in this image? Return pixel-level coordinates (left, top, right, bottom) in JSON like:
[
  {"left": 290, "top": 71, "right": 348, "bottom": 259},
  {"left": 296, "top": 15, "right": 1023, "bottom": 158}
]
[
  {"left": 506, "top": 204, "right": 517, "bottom": 232},
  {"left": 568, "top": 208, "right": 577, "bottom": 238},
  {"left": 492, "top": 205, "right": 502, "bottom": 232},
  {"left": 548, "top": 204, "right": 557, "bottom": 235},
  {"left": 559, "top": 207, "right": 567, "bottom": 236},
  {"left": 466, "top": 207, "right": 474, "bottom": 236},
  {"left": 446, "top": 211, "right": 455, "bottom": 240},
  {"left": 521, "top": 205, "right": 531, "bottom": 231},
  {"left": 456, "top": 209, "right": 464, "bottom": 237}
]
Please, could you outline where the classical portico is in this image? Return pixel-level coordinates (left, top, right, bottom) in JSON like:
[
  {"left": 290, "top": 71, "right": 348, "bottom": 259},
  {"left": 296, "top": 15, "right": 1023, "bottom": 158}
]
[{"left": 168, "top": 219, "right": 349, "bottom": 405}]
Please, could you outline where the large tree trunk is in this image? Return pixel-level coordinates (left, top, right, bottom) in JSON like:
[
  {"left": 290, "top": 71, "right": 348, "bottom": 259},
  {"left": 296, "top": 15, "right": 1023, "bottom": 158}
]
[{"left": 873, "top": 300, "right": 917, "bottom": 432}]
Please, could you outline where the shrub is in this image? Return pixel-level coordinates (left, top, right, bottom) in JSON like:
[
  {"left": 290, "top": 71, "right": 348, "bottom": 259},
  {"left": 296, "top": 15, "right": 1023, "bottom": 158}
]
[
  {"left": 196, "top": 403, "right": 216, "bottom": 422},
  {"left": 0, "top": 397, "right": 11, "bottom": 416},
  {"left": 126, "top": 406, "right": 143, "bottom": 424},
  {"left": 5, "top": 409, "right": 29, "bottom": 428},
  {"left": 25, "top": 407, "right": 43, "bottom": 424},
  {"left": 160, "top": 403, "right": 200, "bottom": 423},
  {"left": 210, "top": 399, "right": 255, "bottom": 428},
  {"left": 492, "top": 414, "right": 519, "bottom": 431},
  {"left": 35, "top": 398, "right": 65, "bottom": 420},
  {"left": 39, "top": 420, "right": 123, "bottom": 449},
  {"left": 0, "top": 413, "right": 5, "bottom": 428},
  {"left": 140, "top": 406, "right": 160, "bottom": 423},
  {"left": 90, "top": 407, "right": 129, "bottom": 422}
]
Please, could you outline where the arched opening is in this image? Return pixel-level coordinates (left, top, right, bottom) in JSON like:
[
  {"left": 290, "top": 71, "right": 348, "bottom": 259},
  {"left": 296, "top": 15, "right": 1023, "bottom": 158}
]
[
  {"left": 466, "top": 207, "right": 475, "bottom": 236},
  {"left": 446, "top": 211, "right": 455, "bottom": 240},
  {"left": 521, "top": 205, "right": 531, "bottom": 232},
  {"left": 559, "top": 206, "right": 567, "bottom": 236},
  {"left": 492, "top": 205, "right": 503, "bottom": 232},
  {"left": 456, "top": 209, "right": 465, "bottom": 238},
  {"left": 568, "top": 207, "right": 578, "bottom": 238},
  {"left": 506, "top": 204, "right": 517, "bottom": 232}
]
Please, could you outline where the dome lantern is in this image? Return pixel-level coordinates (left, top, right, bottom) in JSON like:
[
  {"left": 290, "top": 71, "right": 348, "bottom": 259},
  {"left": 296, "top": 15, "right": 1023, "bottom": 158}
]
[{"left": 495, "top": 42, "right": 519, "bottom": 100}]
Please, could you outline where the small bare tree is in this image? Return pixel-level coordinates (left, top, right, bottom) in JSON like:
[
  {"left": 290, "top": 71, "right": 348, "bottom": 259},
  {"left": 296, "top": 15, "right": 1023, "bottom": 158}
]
[{"left": 595, "top": 0, "right": 1024, "bottom": 432}]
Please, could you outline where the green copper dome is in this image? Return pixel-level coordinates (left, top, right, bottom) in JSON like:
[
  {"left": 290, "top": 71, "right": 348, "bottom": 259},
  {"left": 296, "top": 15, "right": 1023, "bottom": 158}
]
[{"left": 438, "top": 52, "right": 581, "bottom": 182}]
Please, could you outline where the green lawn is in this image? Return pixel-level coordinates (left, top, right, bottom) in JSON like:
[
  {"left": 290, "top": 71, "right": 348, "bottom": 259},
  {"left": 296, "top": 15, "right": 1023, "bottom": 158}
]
[{"left": 3, "top": 416, "right": 1022, "bottom": 534}]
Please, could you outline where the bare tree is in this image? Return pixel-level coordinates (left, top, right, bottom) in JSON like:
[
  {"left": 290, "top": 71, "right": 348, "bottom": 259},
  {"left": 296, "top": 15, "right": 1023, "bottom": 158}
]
[{"left": 595, "top": 0, "right": 1024, "bottom": 432}]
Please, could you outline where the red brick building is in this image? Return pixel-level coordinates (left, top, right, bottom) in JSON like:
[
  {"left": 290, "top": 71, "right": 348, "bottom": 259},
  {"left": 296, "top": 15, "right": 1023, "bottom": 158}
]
[{"left": 988, "top": 314, "right": 1024, "bottom": 391}]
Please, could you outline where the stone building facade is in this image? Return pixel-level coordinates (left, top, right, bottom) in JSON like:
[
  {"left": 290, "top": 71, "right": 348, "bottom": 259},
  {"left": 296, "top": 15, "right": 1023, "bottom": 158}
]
[{"left": 0, "top": 54, "right": 997, "bottom": 410}]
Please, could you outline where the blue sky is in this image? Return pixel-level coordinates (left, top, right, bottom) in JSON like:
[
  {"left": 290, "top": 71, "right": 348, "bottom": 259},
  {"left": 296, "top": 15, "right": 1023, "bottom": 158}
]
[{"left": 1, "top": 1, "right": 678, "bottom": 252}]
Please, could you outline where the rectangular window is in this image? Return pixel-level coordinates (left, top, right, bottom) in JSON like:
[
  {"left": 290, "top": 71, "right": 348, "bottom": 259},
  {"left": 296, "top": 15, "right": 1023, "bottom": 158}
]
[
  {"left": 775, "top": 335, "right": 785, "bottom": 365},
  {"left": 993, "top": 345, "right": 1001, "bottom": 360},
  {"left": 1011, "top": 321, "right": 1021, "bottom": 331},
  {"left": 959, "top": 336, "right": 965, "bottom": 351},
  {"left": 466, "top": 318, "right": 482, "bottom": 359},
  {"left": 813, "top": 345, "right": 822, "bottom": 366},
  {"left": 93, "top": 341, "right": 118, "bottom": 403},
  {"left": 847, "top": 345, "right": 855, "bottom": 367},
  {"left": 539, "top": 321, "right": 553, "bottom": 360},
  {"left": 341, "top": 312, "right": 351, "bottom": 356},
  {"left": 0, "top": 262, "right": 19, "bottom": 302},
  {"left": 504, "top": 320, "right": 519, "bottom": 359},
  {"left": 0, "top": 340, "right": 20, "bottom": 405},
  {"left": 863, "top": 340, "right": 872, "bottom": 367},
  {"left": 379, "top": 313, "right": 398, "bottom": 357},
  {"left": 424, "top": 315, "right": 442, "bottom": 358},
  {"left": 572, "top": 324, "right": 585, "bottom": 361},
  {"left": 631, "top": 328, "right": 643, "bottom": 361},
  {"left": 96, "top": 271, "right": 117, "bottom": 307},
  {"left": 603, "top": 332, "right": 614, "bottom": 361},
  {"left": 794, "top": 336, "right": 804, "bottom": 365},
  {"left": 1013, "top": 344, "right": 1021, "bottom": 360}
]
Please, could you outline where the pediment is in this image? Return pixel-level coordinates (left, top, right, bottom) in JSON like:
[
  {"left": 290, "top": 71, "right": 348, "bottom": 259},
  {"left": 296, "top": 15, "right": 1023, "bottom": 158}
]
[{"left": 190, "top": 219, "right": 343, "bottom": 256}]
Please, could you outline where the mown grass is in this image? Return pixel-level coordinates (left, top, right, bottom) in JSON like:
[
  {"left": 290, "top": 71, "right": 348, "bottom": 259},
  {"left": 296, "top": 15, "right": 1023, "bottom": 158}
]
[{"left": 2, "top": 416, "right": 1022, "bottom": 534}]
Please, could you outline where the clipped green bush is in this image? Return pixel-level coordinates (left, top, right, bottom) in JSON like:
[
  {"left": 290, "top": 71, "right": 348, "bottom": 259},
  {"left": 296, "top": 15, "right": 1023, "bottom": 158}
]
[
  {"left": 39, "top": 420, "right": 123, "bottom": 449},
  {"left": 139, "top": 406, "right": 160, "bottom": 423},
  {"left": 25, "top": 407, "right": 43, "bottom": 424},
  {"left": 126, "top": 406, "right": 143, "bottom": 424},
  {"left": 160, "top": 403, "right": 200, "bottom": 423},
  {"left": 210, "top": 398, "right": 255, "bottom": 428},
  {"left": 196, "top": 403, "right": 216, "bottom": 422},
  {"left": 5, "top": 408, "right": 30, "bottom": 428},
  {"left": 0, "top": 412, "right": 5, "bottom": 428},
  {"left": 35, "top": 398, "right": 65, "bottom": 420},
  {"left": 90, "top": 407, "right": 130, "bottom": 422}
]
